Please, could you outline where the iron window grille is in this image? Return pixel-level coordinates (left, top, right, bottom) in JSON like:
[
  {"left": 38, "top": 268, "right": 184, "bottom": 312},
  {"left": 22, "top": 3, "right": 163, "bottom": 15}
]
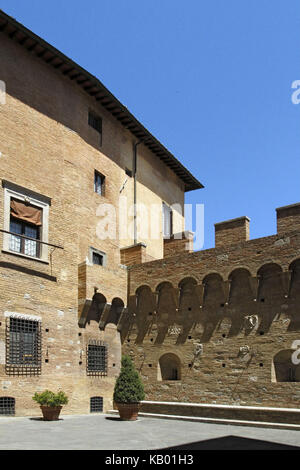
[
  {"left": 0, "top": 397, "right": 15, "bottom": 415},
  {"left": 6, "top": 318, "right": 42, "bottom": 376},
  {"left": 94, "top": 171, "right": 105, "bottom": 196},
  {"left": 90, "top": 396, "right": 103, "bottom": 413},
  {"left": 86, "top": 340, "right": 108, "bottom": 376}
]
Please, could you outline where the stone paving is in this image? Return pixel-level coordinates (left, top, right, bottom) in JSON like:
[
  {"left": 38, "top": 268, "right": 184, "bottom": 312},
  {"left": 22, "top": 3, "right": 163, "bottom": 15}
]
[{"left": 0, "top": 414, "right": 300, "bottom": 450}]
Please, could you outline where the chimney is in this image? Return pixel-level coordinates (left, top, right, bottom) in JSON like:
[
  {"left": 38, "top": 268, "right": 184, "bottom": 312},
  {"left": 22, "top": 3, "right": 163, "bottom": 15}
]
[
  {"left": 215, "top": 216, "right": 250, "bottom": 248},
  {"left": 276, "top": 203, "right": 300, "bottom": 235}
]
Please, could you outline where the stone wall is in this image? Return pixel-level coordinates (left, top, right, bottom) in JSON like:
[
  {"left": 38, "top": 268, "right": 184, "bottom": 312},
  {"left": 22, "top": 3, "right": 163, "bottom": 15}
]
[{"left": 124, "top": 209, "right": 300, "bottom": 409}]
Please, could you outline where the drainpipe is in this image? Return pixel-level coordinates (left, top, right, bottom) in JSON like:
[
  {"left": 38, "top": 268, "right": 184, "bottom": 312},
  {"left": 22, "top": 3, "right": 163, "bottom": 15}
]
[{"left": 133, "top": 141, "right": 142, "bottom": 244}]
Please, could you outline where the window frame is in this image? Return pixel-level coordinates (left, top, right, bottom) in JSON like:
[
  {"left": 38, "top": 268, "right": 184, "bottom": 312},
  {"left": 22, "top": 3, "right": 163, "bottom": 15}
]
[
  {"left": 90, "top": 396, "right": 104, "bottom": 413},
  {"left": 3, "top": 184, "right": 49, "bottom": 262},
  {"left": 94, "top": 170, "right": 105, "bottom": 197},
  {"left": 0, "top": 397, "right": 15, "bottom": 416},
  {"left": 162, "top": 202, "right": 173, "bottom": 239},
  {"left": 86, "top": 340, "right": 108, "bottom": 376},
  {"left": 9, "top": 215, "right": 41, "bottom": 259},
  {"left": 5, "top": 313, "right": 42, "bottom": 376},
  {"left": 89, "top": 247, "right": 106, "bottom": 267}
]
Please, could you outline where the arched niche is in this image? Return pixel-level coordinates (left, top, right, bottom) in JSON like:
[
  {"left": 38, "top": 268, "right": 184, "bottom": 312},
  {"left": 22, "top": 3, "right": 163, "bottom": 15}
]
[
  {"left": 135, "top": 285, "right": 156, "bottom": 343},
  {"left": 256, "top": 263, "right": 283, "bottom": 334},
  {"left": 158, "top": 353, "right": 181, "bottom": 381},
  {"left": 156, "top": 282, "right": 176, "bottom": 323},
  {"left": 287, "top": 259, "right": 300, "bottom": 331},
  {"left": 202, "top": 273, "right": 224, "bottom": 307},
  {"left": 272, "top": 349, "right": 300, "bottom": 382},
  {"left": 228, "top": 268, "right": 252, "bottom": 303},
  {"left": 289, "top": 259, "right": 300, "bottom": 297},
  {"left": 226, "top": 268, "right": 252, "bottom": 337},
  {"left": 257, "top": 263, "right": 283, "bottom": 301}
]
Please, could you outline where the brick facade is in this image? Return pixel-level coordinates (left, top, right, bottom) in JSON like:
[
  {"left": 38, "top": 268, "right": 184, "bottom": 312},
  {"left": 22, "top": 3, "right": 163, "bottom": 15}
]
[
  {"left": 0, "top": 12, "right": 196, "bottom": 417},
  {"left": 125, "top": 209, "right": 300, "bottom": 409},
  {"left": 0, "top": 10, "right": 299, "bottom": 418}
]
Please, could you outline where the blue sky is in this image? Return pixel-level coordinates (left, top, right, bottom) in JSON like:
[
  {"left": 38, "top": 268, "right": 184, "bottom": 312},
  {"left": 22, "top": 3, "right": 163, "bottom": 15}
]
[{"left": 0, "top": 0, "right": 299, "bottom": 249}]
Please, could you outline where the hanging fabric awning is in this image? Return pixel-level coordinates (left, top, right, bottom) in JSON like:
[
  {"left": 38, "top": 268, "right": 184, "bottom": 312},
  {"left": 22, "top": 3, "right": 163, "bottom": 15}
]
[{"left": 10, "top": 199, "right": 42, "bottom": 226}]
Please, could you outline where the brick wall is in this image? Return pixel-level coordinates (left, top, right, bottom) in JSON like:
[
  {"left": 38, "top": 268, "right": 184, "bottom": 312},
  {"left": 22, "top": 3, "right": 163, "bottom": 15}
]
[
  {"left": 164, "top": 231, "right": 194, "bottom": 258},
  {"left": 215, "top": 217, "right": 250, "bottom": 248},
  {"left": 276, "top": 203, "right": 300, "bottom": 235},
  {"left": 124, "top": 211, "right": 300, "bottom": 409},
  {"left": 0, "top": 27, "right": 185, "bottom": 416}
]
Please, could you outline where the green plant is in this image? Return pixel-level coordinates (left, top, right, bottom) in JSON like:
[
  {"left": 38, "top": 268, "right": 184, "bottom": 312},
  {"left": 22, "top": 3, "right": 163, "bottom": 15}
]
[
  {"left": 32, "top": 390, "right": 69, "bottom": 407},
  {"left": 113, "top": 355, "right": 145, "bottom": 404}
]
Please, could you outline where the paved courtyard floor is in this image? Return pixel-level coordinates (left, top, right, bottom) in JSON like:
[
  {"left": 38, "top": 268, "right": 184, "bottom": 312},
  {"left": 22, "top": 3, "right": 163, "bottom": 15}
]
[{"left": 0, "top": 414, "right": 300, "bottom": 450}]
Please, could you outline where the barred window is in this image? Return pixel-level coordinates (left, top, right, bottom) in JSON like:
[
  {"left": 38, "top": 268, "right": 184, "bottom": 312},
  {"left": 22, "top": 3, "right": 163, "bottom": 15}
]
[
  {"left": 0, "top": 397, "right": 15, "bottom": 416},
  {"left": 6, "top": 318, "right": 41, "bottom": 375},
  {"left": 90, "top": 396, "right": 103, "bottom": 413},
  {"left": 87, "top": 340, "right": 107, "bottom": 376}
]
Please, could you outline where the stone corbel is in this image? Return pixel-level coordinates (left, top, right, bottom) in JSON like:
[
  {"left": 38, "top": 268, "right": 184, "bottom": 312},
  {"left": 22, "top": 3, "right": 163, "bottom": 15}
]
[
  {"left": 171, "top": 288, "right": 180, "bottom": 309},
  {"left": 221, "top": 280, "right": 231, "bottom": 305},
  {"left": 194, "top": 284, "right": 204, "bottom": 308},
  {"left": 151, "top": 291, "right": 158, "bottom": 314},
  {"left": 117, "top": 307, "right": 128, "bottom": 332},
  {"left": 280, "top": 271, "right": 292, "bottom": 299},
  {"left": 248, "top": 276, "right": 260, "bottom": 301},
  {"left": 127, "top": 294, "right": 137, "bottom": 317},
  {"left": 99, "top": 303, "right": 112, "bottom": 330}
]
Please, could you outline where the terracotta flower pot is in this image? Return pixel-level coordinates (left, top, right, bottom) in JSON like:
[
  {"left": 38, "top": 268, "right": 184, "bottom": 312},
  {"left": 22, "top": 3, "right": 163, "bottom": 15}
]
[
  {"left": 40, "top": 406, "right": 62, "bottom": 421},
  {"left": 116, "top": 403, "right": 140, "bottom": 421}
]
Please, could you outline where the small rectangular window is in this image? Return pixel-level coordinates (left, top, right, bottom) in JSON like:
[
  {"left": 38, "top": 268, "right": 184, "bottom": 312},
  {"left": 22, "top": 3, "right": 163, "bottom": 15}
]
[
  {"left": 94, "top": 171, "right": 105, "bottom": 196},
  {"left": 87, "top": 340, "right": 107, "bottom": 376},
  {"left": 162, "top": 202, "right": 173, "bottom": 239},
  {"left": 90, "top": 396, "right": 103, "bottom": 413},
  {"left": 92, "top": 252, "right": 104, "bottom": 266},
  {"left": 89, "top": 112, "right": 102, "bottom": 146}
]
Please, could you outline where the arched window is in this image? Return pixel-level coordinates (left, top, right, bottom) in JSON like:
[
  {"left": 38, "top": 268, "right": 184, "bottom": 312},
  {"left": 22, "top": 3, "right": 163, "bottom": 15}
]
[{"left": 158, "top": 353, "right": 181, "bottom": 381}]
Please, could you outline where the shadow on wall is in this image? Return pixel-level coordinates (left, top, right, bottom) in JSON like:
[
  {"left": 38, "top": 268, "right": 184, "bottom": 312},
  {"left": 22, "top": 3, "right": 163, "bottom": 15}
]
[
  {"left": 2, "top": 32, "right": 186, "bottom": 207},
  {"left": 124, "top": 259, "right": 300, "bottom": 345},
  {"left": 79, "top": 293, "right": 124, "bottom": 331}
]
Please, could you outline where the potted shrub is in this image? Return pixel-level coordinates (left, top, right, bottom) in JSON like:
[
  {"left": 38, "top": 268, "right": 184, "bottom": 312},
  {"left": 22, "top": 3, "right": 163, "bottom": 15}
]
[
  {"left": 113, "top": 355, "right": 145, "bottom": 421},
  {"left": 32, "top": 390, "right": 68, "bottom": 421}
]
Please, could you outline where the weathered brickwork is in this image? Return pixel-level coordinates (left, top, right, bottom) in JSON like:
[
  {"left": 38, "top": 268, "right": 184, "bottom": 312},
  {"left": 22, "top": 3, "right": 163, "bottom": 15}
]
[
  {"left": 125, "top": 209, "right": 300, "bottom": 409},
  {"left": 0, "top": 14, "right": 192, "bottom": 416},
  {"left": 215, "top": 217, "right": 250, "bottom": 248},
  {"left": 1, "top": 11, "right": 300, "bottom": 419},
  {"left": 163, "top": 231, "right": 194, "bottom": 258}
]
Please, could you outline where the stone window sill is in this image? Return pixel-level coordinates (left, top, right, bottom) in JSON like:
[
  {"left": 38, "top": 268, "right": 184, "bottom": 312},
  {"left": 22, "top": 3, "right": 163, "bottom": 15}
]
[{"left": 2, "top": 250, "right": 49, "bottom": 265}]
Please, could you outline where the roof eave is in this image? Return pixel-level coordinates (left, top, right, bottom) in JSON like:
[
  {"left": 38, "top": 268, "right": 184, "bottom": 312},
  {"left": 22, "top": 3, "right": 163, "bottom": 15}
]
[{"left": 0, "top": 9, "right": 204, "bottom": 192}]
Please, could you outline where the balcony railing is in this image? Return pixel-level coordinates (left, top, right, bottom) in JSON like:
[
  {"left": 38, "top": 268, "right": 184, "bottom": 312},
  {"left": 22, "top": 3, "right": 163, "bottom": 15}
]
[{"left": 0, "top": 229, "right": 64, "bottom": 275}]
